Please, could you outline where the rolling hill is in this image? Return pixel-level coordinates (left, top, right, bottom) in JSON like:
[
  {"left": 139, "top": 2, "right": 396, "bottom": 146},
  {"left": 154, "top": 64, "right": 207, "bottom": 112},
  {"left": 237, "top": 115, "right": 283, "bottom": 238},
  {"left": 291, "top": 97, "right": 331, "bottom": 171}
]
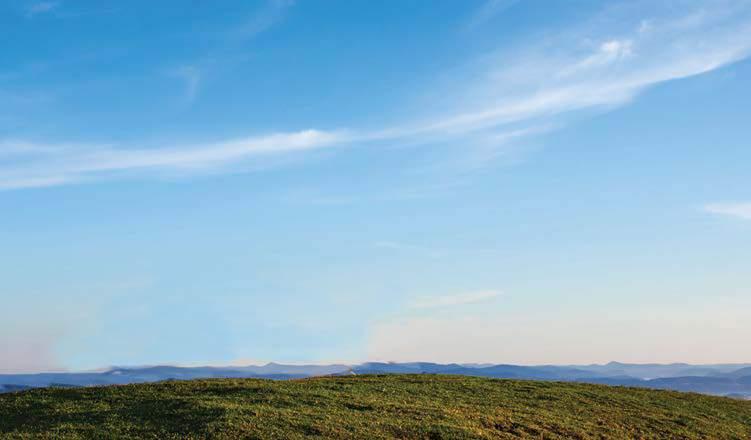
[{"left": 1, "top": 375, "right": 750, "bottom": 439}]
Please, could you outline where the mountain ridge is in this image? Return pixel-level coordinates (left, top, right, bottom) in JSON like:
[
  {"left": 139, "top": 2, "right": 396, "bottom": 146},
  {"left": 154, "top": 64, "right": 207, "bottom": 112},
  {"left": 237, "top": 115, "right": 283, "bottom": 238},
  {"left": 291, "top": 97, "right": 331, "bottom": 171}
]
[{"left": 3, "top": 361, "right": 751, "bottom": 398}]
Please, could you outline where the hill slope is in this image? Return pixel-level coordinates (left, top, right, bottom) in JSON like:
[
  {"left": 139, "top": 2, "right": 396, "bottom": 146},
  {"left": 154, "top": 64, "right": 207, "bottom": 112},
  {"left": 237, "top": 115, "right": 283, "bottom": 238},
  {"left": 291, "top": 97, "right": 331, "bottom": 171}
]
[{"left": 1, "top": 375, "right": 750, "bottom": 439}]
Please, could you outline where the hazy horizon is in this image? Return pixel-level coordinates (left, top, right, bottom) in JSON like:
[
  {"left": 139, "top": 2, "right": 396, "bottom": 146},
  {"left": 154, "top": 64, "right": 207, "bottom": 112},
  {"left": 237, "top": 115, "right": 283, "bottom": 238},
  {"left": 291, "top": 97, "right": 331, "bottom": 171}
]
[
  {"left": 4, "top": 359, "right": 751, "bottom": 376},
  {"left": 2, "top": 0, "right": 751, "bottom": 373}
]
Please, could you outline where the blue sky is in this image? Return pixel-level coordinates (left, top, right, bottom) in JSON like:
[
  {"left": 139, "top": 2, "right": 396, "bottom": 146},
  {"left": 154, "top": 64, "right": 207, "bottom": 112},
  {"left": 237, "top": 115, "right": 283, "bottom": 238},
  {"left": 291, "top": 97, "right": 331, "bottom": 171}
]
[{"left": 1, "top": 0, "right": 750, "bottom": 372}]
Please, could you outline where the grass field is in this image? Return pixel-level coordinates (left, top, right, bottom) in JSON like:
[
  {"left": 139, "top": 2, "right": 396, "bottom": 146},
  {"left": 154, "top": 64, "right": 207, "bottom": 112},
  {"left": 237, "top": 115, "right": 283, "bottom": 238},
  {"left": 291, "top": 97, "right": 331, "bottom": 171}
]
[{"left": 1, "top": 374, "right": 751, "bottom": 439}]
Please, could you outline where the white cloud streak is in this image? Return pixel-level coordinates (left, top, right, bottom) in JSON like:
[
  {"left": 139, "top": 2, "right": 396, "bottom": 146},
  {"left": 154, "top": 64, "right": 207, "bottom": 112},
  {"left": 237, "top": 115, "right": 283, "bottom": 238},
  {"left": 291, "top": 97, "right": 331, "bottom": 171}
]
[
  {"left": 409, "top": 290, "right": 502, "bottom": 309},
  {"left": 230, "top": 0, "right": 296, "bottom": 40},
  {"left": 169, "top": 66, "right": 202, "bottom": 104},
  {"left": 465, "top": 0, "right": 520, "bottom": 30},
  {"left": 0, "top": 130, "right": 347, "bottom": 189},
  {"left": 2, "top": 0, "right": 751, "bottom": 190},
  {"left": 374, "top": 241, "right": 446, "bottom": 258},
  {"left": 704, "top": 203, "right": 751, "bottom": 220},
  {"left": 26, "top": 1, "right": 59, "bottom": 17}
]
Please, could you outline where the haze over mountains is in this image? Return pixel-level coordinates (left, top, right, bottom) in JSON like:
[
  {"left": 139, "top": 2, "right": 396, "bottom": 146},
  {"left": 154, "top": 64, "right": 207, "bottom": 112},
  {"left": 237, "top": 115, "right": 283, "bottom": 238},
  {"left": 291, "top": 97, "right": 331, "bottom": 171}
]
[{"left": 3, "top": 362, "right": 751, "bottom": 399}]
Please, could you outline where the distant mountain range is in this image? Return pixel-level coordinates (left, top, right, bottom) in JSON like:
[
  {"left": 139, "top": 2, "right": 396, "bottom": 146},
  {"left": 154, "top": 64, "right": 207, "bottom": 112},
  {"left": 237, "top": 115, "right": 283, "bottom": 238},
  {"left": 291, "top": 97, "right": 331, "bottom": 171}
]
[{"left": 3, "top": 361, "right": 751, "bottom": 398}]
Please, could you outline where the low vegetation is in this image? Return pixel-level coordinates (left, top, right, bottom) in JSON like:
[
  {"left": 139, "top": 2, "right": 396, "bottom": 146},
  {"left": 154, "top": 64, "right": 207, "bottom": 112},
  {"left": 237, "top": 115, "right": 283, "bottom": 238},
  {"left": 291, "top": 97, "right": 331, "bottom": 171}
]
[{"left": 1, "top": 375, "right": 750, "bottom": 439}]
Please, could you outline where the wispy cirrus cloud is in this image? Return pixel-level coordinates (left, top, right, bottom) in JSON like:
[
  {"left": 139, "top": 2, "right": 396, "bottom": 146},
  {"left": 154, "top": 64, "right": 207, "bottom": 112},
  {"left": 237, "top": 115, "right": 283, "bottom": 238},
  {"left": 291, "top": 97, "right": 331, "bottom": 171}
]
[
  {"left": 409, "top": 290, "right": 502, "bottom": 310},
  {"left": 229, "top": 0, "right": 296, "bottom": 40},
  {"left": 2, "top": 0, "right": 751, "bottom": 190},
  {"left": 465, "top": 0, "right": 520, "bottom": 30},
  {"left": 420, "top": 4, "right": 751, "bottom": 136},
  {"left": 25, "top": 1, "right": 60, "bottom": 18},
  {"left": 704, "top": 203, "right": 751, "bottom": 220},
  {"left": 374, "top": 241, "right": 446, "bottom": 259},
  {"left": 162, "top": 1, "right": 294, "bottom": 107},
  {"left": 168, "top": 66, "right": 202, "bottom": 104},
  {"left": 0, "top": 130, "right": 347, "bottom": 189}
]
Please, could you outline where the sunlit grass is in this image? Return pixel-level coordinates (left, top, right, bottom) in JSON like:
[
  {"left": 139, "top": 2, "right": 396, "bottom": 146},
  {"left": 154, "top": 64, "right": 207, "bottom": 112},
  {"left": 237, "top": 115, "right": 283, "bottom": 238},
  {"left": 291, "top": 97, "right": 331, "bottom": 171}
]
[{"left": 1, "top": 375, "right": 750, "bottom": 439}]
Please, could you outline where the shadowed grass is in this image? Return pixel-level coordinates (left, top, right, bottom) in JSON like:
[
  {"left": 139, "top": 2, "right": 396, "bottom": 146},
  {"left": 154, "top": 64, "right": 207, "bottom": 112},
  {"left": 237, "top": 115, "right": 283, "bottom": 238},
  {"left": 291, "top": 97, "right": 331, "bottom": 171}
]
[{"left": 1, "top": 375, "right": 750, "bottom": 439}]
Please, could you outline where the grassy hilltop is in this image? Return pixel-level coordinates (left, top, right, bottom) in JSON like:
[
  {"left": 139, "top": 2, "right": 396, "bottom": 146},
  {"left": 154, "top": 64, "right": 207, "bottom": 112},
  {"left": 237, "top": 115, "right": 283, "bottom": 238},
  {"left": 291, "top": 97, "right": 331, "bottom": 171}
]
[{"left": 1, "top": 375, "right": 750, "bottom": 439}]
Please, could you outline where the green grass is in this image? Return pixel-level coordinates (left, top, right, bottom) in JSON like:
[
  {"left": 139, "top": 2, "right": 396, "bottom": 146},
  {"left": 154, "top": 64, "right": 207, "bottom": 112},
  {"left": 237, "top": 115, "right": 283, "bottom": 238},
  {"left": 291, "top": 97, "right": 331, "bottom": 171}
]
[{"left": 1, "top": 375, "right": 750, "bottom": 439}]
